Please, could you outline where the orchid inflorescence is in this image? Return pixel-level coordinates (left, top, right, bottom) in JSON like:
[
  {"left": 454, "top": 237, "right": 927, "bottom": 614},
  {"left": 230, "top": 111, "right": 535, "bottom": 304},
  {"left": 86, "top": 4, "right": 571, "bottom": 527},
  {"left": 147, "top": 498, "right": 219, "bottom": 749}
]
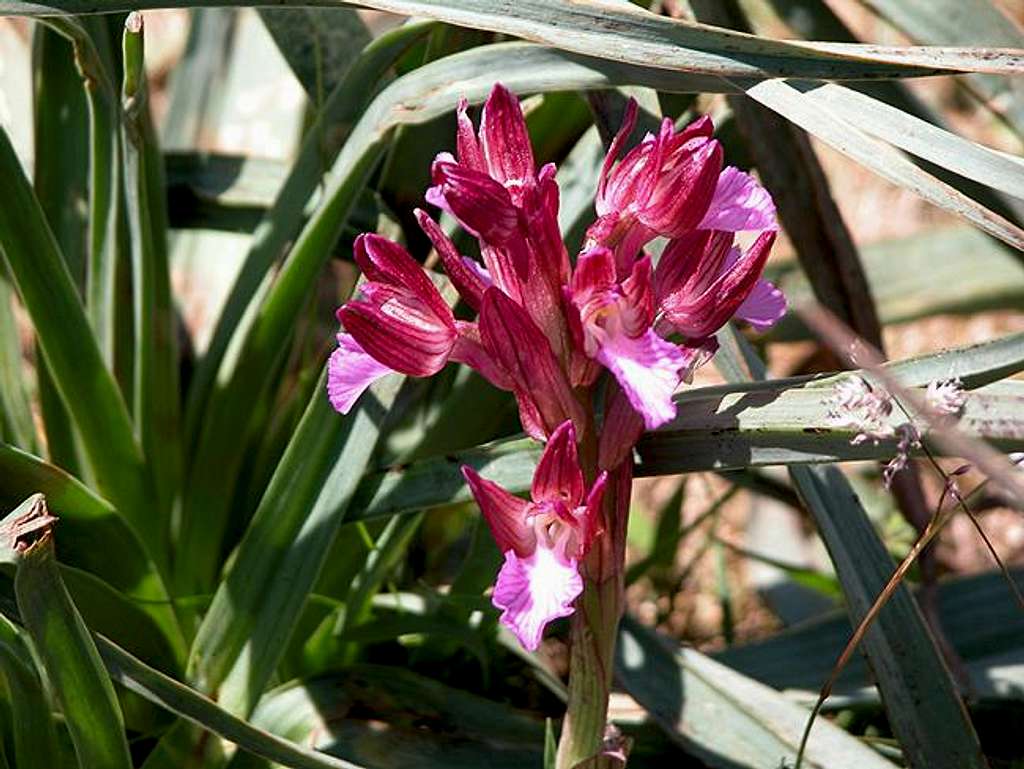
[{"left": 328, "top": 84, "right": 784, "bottom": 651}]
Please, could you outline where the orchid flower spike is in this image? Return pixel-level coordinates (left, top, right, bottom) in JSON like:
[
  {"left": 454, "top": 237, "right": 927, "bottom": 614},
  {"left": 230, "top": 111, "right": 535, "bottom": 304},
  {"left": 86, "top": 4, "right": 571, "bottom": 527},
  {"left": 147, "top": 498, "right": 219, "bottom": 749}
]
[{"left": 462, "top": 420, "right": 608, "bottom": 650}]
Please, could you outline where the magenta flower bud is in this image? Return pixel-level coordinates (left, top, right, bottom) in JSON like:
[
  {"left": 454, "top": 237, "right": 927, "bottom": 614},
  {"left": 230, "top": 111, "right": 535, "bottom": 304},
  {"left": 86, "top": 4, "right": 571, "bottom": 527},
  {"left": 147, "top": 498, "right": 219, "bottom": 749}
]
[
  {"left": 591, "top": 103, "right": 723, "bottom": 269},
  {"left": 656, "top": 229, "right": 779, "bottom": 340},
  {"left": 327, "top": 234, "right": 505, "bottom": 414},
  {"left": 479, "top": 82, "right": 536, "bottom": 191},
  {"left": 479, "top": 287, "right": 585, "bottom": 441},
  {"left": 462, "top": 420, "right": 608, "bottom": 651},
  {"left": 415, "top": 208, "right": 488, "bottom": 311}
]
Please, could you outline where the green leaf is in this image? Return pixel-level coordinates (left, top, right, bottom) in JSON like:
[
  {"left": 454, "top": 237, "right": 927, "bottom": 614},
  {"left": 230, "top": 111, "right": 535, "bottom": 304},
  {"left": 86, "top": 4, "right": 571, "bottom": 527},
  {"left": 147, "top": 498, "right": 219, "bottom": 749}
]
[
  {"left": 122, "top": 14, "right": 182, "bottom": 531},
  {"left": 304, "top": 512, "right": 425, "bottom": 669},
  {"left": 6, "top": 0, "right": 1023, "bottom": 78},
  {"left": 177, "top": 21, "right": 436, "bottom": 591},
  {"left": 348, "top": 348, "right": 1024, "bottom": 521},
  {"left": 0, "top": 274, "right": 36, "bottom": 451},
  {"left": 7, "top": 496, "right": 133, "bottom": 769},
  {"left": 226, "top": 666, "right": 544, "bottom": 769},
  {"left": 30, "top": 23, "right": 92, "bottom": 480},
  {"left": 32, "top": 23, "right": 90, "bottom": 287},
  {"left": 93, "top": 635, "right": 368, "bottom": 769},
  {"left": 739, "top": 78, "right": 1024, "bottom": 253},
  {"left": 794, "top": 82, "right": 1024, "bottom": 203},
  {"left": 40, "top": 17, "right": 125, "bottom": 369},
  {"left": 0, "top": 123, "right": 153, "bottom": 558},
  {"left": 188, "top": 368, "right": 404, "bottom": 716},
  {"left": 258, "top": 7, "right": 370, "bottom": 100},
  {"left": 545, "top": 719, "right": 557, "bottom": 769},
  {"left": 0, "top": 617, "right": 60, "bottom": 768},
  {"left": 716, "top": 568, "right": 1024, "bottom": 703},
  {"left": 615, "top": 615, "right": 897, "bottom": 768},
  {"left": 789, "top": 464, "right": 987, "bottom": 767}
]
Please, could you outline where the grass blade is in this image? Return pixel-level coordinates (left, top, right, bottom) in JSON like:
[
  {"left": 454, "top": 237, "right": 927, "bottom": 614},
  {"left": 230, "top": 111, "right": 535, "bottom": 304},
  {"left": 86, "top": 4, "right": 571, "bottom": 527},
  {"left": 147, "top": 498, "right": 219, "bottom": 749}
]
[
  {"left": 41, "top": 17, "right": 124, "bottom": 368},
  {"left": 304, "top": 512, "right": 424, "bottom": 670},
  {"left": 0, "top": 441, "right": 180, "bottom": 653},
  {"left": 0, "top": 124, "right": 154, "bottom": 558},
  {"left": 7, "top": 496, "right": 133, "bottom": 769},
  {"left": 32, "top": 24, "right": 90, "bottom": 287},
  {"left": 122, "top": 14, "right": 181, "bottom": 529},
  {"left": 797, "top": 82, "right": 1024, "bottom": 203},
  {"left": 225, "top": 666, "right": 545, "bottom": 769},
  {"left": 348, "top": 370, "right": 1024, "bottom": 521},
  {"left": 182, "top": 19, "right": 434, "bottom": 457},
  {"left": 789, "top": 463, "right": 987, "bottom": 767}
]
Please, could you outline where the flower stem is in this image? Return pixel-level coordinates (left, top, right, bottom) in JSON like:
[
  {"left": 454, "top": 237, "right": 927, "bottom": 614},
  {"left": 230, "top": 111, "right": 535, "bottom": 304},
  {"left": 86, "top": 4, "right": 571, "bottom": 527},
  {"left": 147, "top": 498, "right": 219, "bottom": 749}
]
[
  {"left": 556, "top": 463, "right": 631, "bottom": 768},
  {"left": 556, "top": 575, "right": 620, "bottom": 768}
]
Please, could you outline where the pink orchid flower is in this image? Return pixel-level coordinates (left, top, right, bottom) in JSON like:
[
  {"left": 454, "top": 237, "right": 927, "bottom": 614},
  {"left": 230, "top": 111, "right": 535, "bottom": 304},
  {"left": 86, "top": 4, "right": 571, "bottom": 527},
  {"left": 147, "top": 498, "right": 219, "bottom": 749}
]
[
  {"left": 327, "top": 84, "right": 790, "bottom": 653},
  {"left": 327, "top": 232, "right": 504, "bottom": 413},
  {"left": 590, "top": 103, "right": 722, "bottom": 274},
  {"left": 426, "top": 85, "right": 571, "bottom": 362},
  {"left": 462, "top": 420, "right": 608, "bottom": 650}
]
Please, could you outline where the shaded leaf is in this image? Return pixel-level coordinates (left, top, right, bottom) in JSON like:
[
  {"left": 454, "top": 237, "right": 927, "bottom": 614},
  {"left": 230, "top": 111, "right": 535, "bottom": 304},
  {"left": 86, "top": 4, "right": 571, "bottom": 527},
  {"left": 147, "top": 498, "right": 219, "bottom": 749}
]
[{"left": 615, "top": 615, "right": 897, "bottom": 768}]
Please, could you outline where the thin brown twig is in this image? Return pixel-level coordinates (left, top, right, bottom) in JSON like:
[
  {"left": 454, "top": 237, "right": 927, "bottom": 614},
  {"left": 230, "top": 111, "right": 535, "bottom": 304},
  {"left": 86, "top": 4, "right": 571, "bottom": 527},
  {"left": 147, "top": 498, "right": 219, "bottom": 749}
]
[
  {"left": 793, "top": 304, "right": 1024, "bottom": 768},
  {"left": 794, "top": 475, "right": 964, "bottom": 769}
]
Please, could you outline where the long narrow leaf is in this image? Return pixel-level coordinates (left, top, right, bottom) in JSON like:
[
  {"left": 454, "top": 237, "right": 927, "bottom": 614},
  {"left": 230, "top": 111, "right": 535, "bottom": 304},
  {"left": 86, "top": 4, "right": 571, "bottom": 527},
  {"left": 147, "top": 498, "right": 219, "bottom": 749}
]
[
  {"left": 0, "top": 618, "right": 60, "bottom": 769},
  {"left": 740, "top": 78, "right": 1024, "bottom": 253},
  {"left": 797, "top": 82, "right": 1024, "bottom": 203},
  {"left": 349, "top": 371, "right": 1024, "bottom": 521},
  {"left": 188, "top": 369, "right": 404, "bottom": 716},
  {"left": 122, "top": 14, "right": 181, "bottom": 529},
  {"left": 0, "top": 124, "right": 153, "bottom": 557},
  {"left": 182, "top": 19, "right": 434, "bottom": 456},
  {"left": 5, "top": 0, "right": 1024, "bottom": 78},
  {"left": 0, "top": 275, "right": 35, "bottom": 451},
  {"left": 714, "top": 325, "right": 988, "bottom": 768},
  {"left": 0, "top": 441, "right": 178, "bottom": 640},
  {"left": 41, "top": 17, "right": 124, "bottom": 367},
  {"left": 95, "top": 635, "right": 367, "bottom": 769},
  {"left": 8, "top": 496, "right": 133, "bottom": 769},
  {"left": 616, "top": 615, "right": 897, "bottom": 768}
]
